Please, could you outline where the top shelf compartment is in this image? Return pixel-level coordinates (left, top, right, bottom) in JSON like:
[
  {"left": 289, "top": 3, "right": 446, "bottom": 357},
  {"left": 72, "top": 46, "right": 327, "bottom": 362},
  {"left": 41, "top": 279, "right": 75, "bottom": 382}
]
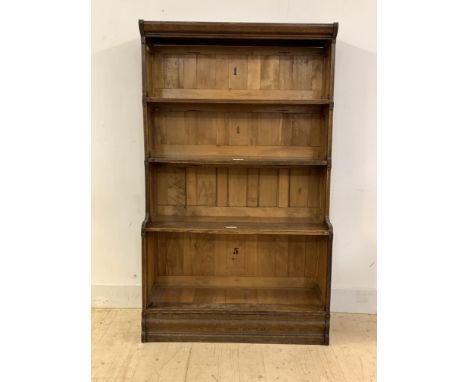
[{"left": 144, "top": 45, "right": 332, "bottom": 103}]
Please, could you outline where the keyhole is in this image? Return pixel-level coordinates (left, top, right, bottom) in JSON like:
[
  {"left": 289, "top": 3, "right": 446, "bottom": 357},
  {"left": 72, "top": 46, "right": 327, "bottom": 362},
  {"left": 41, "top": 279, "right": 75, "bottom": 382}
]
[
  {"left": 233, "top": 67, "right": 237, "bottom": 75},
  {"left": 236, "top": 126, "right": 240, "bottom": 134},
  {"left": 233, "top": 248, "right": 239, "bottom": 255}
]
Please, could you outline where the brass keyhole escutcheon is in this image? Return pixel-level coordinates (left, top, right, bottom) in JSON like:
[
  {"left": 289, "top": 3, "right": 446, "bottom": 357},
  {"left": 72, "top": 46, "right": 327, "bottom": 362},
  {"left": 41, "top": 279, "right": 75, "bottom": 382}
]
[{"left": 232, "top": 247, "right": 239, "bottom": 260}]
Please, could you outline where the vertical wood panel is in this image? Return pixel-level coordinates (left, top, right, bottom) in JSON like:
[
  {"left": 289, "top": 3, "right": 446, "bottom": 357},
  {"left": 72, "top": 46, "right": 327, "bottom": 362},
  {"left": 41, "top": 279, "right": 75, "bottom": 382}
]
[
  {"left": 292, "top": 56, "right": 313, "bottom": 90},
  {"left": 258, "top": 169, "right": 278, "bottom": 207},
  {"left": 195, "top": 111, "right": 218, "bottom": 145},
  {"left": 167, "top": 167, "right": 186, "bottom": 206},
  {"left": 260, "top": 56, "right": 280, "bottom": 90},
  {"left": 196, "top": 168, "right": 217, "bottom": 206},
  {"left": 184, "top": 111, "right": 197, "bottom": 145},
  {"left": 229, "top": 56, "right": 248, "bottom": 90},
  {"left": 274, "top": 236, "right": 289, "bottom": 276},
  {"left": 247, "top": 56, "right": 261, "bottom": 89},
  {"left": 163, "top": 55, "right": 181, "bottom": 88},
  {"left": 216, "top": 112, "right": 228, "bottom": 145},
  {"left": 215, "top": 55, "right": 229, "bottom": 89},
  {"left": 256, "top": 237, "right": 275, "bottom": 276},
  {"left": 304, "top": 237, "right": 319, "bottom": 278},
  {"left": 289, "top": 168, "right": 309, "bottom": 207},
  {"left": 280, "top": 114, "right": 292, "bottom": 146},
  {"left": 228, "top": 112, "right": 253, "bottom": 146},
  {"left": 152, "top": 111, "right": 164, "bottom": 146},
  {"left": 291, "top": 114, "right": 312, "bottom": 147},
  {"left": 152, "top": 53, "right": 164, "bottom": 90},
  {"left": 155, "top": 166, "right": 168, "bottom": 205},
  {"left": 311, "top": 57, "right": 324, "bottom": 96},
  {"left": 185, "top": 167, "right": 197, "bottom": 205},
  {"left": 316, "top": 238, "right": 328, "bottom": 300},
  {"left": 146, "top": 234, "right": 156, "bottom": 288},
  {"left": 279, "top": 56, "right": 293, "bottom": 90},
  {"left": 308, "top": 168, "right": 322, "bottom": 208},
  {"left": 156, "top": 234, "right": 167, "bottom": 276},
  {"left": 157, "top": 166, "right": 186, "bottom": 206},
  {"left": 214, "top": 235, "right": 228, "bottom": 276},
  {"left": 165, "top": 232, "right": 184, "bottom": 275},
  {"left": 288, "top": 236, "right": 306, "bottom": 276},
  {"left": 182, "top": 235, "right": 193, "bottom": 275},
  {"left": 226, "top": 236, "right": 245, "bottom": 276},
  {"left": 228, "top": 168, "right": 247, "bottom": 206},
  {"left": 197, "top": 55, "right": 216, "bottom": 88},
  {"left": 309, "top": 116, "right": 322, "bottom": 147},
  {"left": 164, "top": 112, "right": 188, "bottom": 144},
  {"left": 182, "top": 54, "right": 197, "bottom": 88},
  {"left": 243, "top": 236, "right": 257, "bottom": 276},
  {"left": 190, "top": 234, "right": 215, "bottom": 275},
  {"left": 256, "top": 112, "right": 281, "bottom": 146},
  {"left": 216, "top": 168, "right": 228, "bottom": 206},
  {"left": 277, "top": 169, "right": 290, "bottom": 207},
  {"left": 247, "top": 169, "right": 259, "bottom": 207}
]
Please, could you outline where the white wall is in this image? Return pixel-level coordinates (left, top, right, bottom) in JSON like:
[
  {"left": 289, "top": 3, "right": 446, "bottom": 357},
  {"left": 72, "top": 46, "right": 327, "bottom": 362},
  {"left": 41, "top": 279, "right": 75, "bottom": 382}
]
[{"left": 92, "top": 0, "right": 376, "bottom": 313}]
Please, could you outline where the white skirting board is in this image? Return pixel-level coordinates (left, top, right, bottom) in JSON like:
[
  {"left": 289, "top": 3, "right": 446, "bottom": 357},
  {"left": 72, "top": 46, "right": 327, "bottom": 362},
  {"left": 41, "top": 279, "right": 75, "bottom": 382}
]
[
  {"left": 330, "top": 288, "right": 377, "bottom": 314},
  {"left": 92, "top": 284, "right": 377, "bottom": 314},
  {"left": 92, "top": 285, "right": 141, "bottom": 308}
]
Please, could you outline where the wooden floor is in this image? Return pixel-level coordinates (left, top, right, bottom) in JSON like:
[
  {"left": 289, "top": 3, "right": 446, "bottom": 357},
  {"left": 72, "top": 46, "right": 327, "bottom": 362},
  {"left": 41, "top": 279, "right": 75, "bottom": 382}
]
[{"left": 92, "top": 309, "right": 376, "bottom": 382}]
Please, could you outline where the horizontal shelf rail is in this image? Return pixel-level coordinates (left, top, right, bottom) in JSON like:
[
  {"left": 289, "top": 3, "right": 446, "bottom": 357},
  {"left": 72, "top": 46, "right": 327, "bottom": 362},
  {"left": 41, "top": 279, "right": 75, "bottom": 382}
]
[
  {"left": 146, "top": 156, "right": 329, "bottom": 167},
  {"left": 144, "top": 218, "right": 330, "bottom": 236}
]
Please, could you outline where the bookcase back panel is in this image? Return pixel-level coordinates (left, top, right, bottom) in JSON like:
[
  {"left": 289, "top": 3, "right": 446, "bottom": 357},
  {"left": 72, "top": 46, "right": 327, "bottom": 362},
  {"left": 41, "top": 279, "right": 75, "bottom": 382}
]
[
  {"left": 148, "top": 46, "right": 327, "bottom": 98},
  {"left": 148, "top": 232, "right": 328, "bottom": 296},
  {"left": 149, "top": 165, "right": 324, "bottom": 220},
  {"left": 149, "top": 104, "right": 327, "bottom": 160}
]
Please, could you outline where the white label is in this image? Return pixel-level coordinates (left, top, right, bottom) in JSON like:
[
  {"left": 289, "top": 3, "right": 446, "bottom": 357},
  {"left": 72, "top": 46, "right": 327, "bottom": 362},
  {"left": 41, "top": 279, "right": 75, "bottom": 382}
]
[
  {"left": 232, "top": 158, "right": 244, "bottom": 161},
  {"left": 225, "top": 226, "right": 238, "bottom": 229}
]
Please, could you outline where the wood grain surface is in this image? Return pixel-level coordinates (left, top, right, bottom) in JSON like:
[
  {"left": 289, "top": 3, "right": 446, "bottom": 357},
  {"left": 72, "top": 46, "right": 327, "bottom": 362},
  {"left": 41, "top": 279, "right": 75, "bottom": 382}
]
[{"left": 140, "top": 21, "right": 338, "bottom": 344}]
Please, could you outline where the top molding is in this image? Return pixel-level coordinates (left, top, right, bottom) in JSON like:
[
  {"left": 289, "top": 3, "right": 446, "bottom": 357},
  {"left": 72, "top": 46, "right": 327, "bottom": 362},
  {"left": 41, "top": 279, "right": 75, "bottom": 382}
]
[{"left": 139, "top": 20, "right": 338, "bottom": 40}]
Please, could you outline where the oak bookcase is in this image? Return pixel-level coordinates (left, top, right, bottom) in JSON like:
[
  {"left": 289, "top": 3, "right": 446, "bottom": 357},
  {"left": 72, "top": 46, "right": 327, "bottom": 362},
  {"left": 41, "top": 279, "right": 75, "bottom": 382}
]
[{"left": 139, "top": 20, "right": 338, "bottom": 345}]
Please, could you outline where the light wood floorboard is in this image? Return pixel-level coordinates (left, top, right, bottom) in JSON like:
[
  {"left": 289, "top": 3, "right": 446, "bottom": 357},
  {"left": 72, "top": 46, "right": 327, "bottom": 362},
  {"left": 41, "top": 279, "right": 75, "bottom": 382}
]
[{"left": 92, "top": 309, "right": 376, "bottom": 382}]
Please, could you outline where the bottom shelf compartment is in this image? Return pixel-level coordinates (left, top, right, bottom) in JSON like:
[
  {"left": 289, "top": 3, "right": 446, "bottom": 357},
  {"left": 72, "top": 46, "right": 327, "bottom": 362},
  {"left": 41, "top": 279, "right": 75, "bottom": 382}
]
[
  {"left": 143, "top": 231, "right": 331, "bottom": 344},
  {"left": 149, "top": 283, "right": 324, "bottom": 312},
  {"left": 143, "top": 282, "right": 329, "bottom": 344}
]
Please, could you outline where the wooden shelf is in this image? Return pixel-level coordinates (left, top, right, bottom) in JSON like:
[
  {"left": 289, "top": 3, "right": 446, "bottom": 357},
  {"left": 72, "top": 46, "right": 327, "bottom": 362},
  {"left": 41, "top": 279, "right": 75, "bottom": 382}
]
[
  {"left": 145, "top": 217, "right": 330, "bottom": 235},
  {"left": 145, "top": 91, "right": 330, "bottom": 105},
  {"left": 149, "top": 285, "right": 323, "bottom": 312},
  {"left": 147, "top": 155, "right": 328, "bottom": 167}
]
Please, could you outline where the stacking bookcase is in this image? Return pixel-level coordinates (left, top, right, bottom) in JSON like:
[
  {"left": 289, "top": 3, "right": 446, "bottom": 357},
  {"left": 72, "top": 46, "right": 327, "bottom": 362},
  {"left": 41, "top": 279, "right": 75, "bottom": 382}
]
[{"left": 139, "top": 20, "right": 338, "bottom": 344}]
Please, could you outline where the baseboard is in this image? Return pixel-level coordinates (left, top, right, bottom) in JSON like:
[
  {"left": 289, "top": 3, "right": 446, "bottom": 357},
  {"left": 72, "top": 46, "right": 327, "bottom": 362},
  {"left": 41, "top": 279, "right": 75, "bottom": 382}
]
[
  {"left": 330, "top": 288, "right": 377, "bottom": 314},
  {"left": 92, "top": 285, "right": 376, "bottom": 313},
  {"left": 92, "top": 285, "right": 141, "bottom": 308}
]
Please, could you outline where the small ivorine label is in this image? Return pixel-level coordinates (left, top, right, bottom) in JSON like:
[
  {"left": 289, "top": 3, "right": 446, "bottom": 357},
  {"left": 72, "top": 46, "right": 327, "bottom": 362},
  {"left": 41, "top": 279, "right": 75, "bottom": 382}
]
[
  {"left": 225, "top": 226, "right": 238, "bottom": 229},
  {"left": 232, "top": 158, "right": 244, "bottom": 161}
]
